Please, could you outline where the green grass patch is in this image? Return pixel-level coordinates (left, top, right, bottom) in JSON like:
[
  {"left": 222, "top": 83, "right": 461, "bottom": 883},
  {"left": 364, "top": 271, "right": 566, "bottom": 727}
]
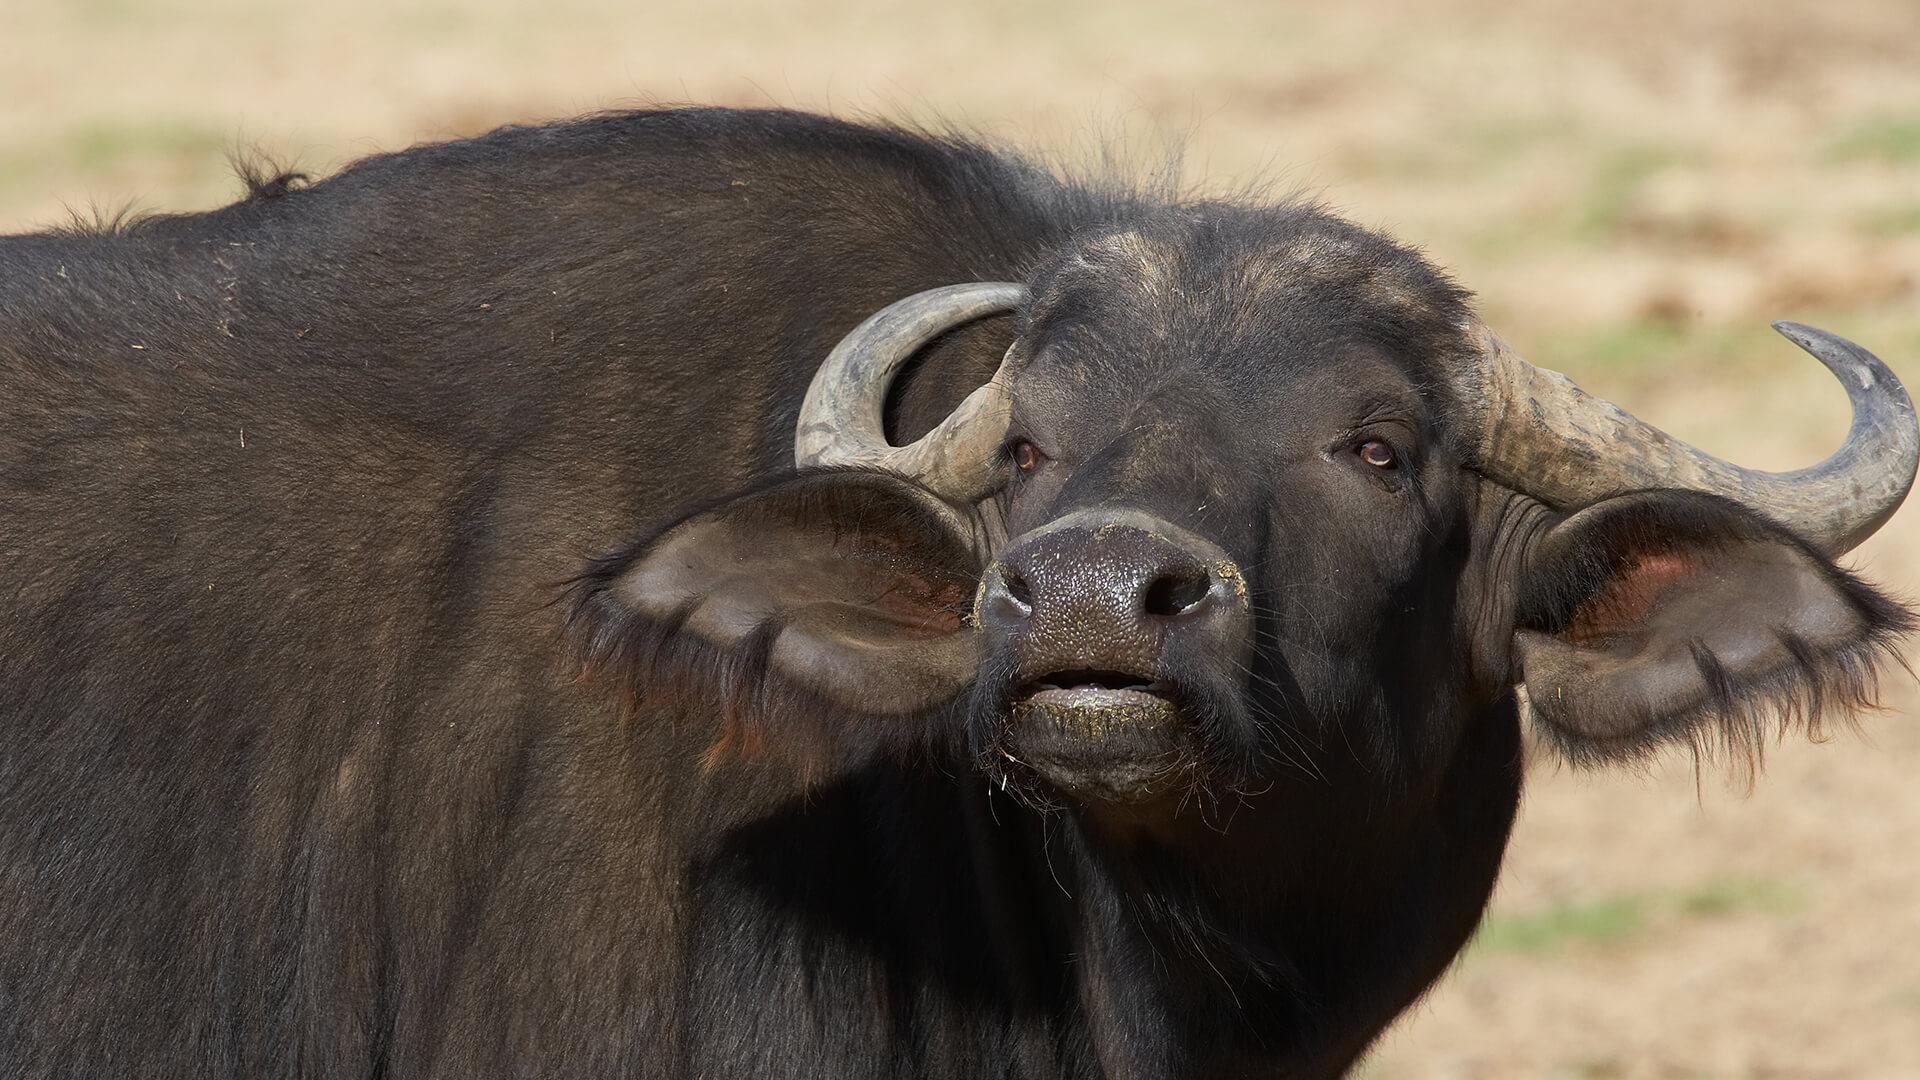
[
  {"left": 1856, "top": 204, "right": 1920, "bottom": 236},
  {"left": 1524, "top": 316, "right": 1843, "bottom": 384},
  {"left": 1575, "top": 145, "right": 1689, "bottom": 239},
  {"left": 64, "top": 121, "right": 230, "bottom": 168},
  {"left": 1529, "top": 316, "right": 1694, "bottom": 376},
  {"left": 1523, "top": 310, "right": 1920, "bottom": 401},
  {"left": 0, "top": 119, "right": 246, "bottom": 226},
  {"left": 69, "top": 0, "right": 151, "bottom": 25},
  {"left": 1470, "top": 874, "right": 1804, "bottom": 957},
  {"left": 1826, "top": 115, "right": 1920, "bottom": 165},
  {"left": 1340, "top": 114, "right": 1574, "bottom": 183},
  {"left": 1676, "top": 875, "right": 1802, "bottom": 918},
  {"left": 1474, "top": 894, "right": 1645, "bottom": 954},
  {"left": 0, "top": 120, "right": 233, "bottom": 188},
  {"left": 1463, "top": 115, "right": 1574, "bottom": 166}
]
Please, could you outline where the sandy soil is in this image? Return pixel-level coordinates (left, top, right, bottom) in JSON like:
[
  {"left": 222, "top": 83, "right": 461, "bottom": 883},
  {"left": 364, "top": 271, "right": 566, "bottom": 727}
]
[{"left": 4, "top": 2, "right": 1917, "bottom": 1075}]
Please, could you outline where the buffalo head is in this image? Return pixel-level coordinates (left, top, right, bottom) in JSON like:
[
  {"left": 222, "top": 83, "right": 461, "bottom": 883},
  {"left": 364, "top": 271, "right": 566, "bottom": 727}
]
[{"left": 575, "top": 205, "right": 1915, "bottom": 820}]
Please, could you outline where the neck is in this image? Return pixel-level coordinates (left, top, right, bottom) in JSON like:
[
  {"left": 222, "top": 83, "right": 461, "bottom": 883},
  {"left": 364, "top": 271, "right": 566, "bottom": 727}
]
[{"left": 1027, "top": 698, "right": 1523, "bottom": 1077}]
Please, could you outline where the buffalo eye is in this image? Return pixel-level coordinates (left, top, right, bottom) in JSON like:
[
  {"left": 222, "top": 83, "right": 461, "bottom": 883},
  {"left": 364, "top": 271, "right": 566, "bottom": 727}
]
[
  {"left": 1358, "top": 440, "right": 1397, "bottom": 469},
  {"left": 1010, "top": 439, "right": 1041, "bottom": 472}
]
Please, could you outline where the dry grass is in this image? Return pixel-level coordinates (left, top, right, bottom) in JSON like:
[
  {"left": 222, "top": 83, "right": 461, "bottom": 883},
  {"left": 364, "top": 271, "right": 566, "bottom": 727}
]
[{"left": 5, "top": 2, "right": 1918, "bottom": 1074}]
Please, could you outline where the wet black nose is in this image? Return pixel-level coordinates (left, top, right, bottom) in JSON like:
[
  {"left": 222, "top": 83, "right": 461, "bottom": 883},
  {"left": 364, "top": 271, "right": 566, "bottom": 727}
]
[
  {"left": 983, "top": 532, "right": 1214, "bottom": 624},
  {"left": 976, "top": 511, "right": 1246, "bottom": 678}
]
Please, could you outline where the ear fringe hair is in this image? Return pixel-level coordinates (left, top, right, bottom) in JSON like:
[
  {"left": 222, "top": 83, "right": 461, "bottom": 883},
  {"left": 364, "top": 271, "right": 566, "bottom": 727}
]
[
  {"left": 563, "top": 560, "right": 968, "bottom": 784},
  {"left": 1528, "top": 571, "right": 1915, "bottom": 785}
]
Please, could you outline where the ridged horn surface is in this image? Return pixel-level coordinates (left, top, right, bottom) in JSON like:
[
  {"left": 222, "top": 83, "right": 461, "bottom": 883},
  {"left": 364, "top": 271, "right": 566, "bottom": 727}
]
[
  {"left": 795, "top": 282, "right": 1026, "bottom": 502},
  {"left": 1462, "top": 319, "right": 1919, "bottom": 555}
]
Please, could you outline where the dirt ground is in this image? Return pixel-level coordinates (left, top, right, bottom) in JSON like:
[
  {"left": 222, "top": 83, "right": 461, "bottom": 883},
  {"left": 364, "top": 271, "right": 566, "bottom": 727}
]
[{"left": 4, "top": 1, "right": 1917, "bottom": 1075}]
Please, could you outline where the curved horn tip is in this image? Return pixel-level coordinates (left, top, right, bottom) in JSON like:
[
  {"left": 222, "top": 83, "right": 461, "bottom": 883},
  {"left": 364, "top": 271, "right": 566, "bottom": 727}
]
[
  {"left": 1769, "top": 320, "right": 1916, "bottom": 400},
  {"left": 795, "top": 281, "right": 1029, "bottom": 498},
  {"left": 1770, "top": 318, "right": 1919, "bottom": 553},
  {"left": 1472, "top": 314, "right": 1917, "bottom": 556}
]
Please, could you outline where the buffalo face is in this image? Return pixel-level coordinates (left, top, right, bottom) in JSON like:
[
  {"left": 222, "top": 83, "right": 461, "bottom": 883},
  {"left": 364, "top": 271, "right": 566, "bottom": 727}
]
[{"left": 957, "top": 214, "right": 1487, "bottom": 809}]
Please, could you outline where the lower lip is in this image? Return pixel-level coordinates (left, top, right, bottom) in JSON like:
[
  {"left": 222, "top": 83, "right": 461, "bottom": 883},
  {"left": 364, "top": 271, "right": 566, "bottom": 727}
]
[
  {"left": 1002, "top": 688, "right": 1188, "bottom": 803},
  {"left": 1009, "top": 688, "right": 1178, "bottom": 738}
]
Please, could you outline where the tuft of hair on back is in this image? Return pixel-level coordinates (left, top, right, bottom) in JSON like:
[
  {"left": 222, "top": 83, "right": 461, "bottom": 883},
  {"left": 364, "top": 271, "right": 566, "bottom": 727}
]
[
  {"left": 229, "top": 147, "right": 310, "bottom": 203},
  {"left": 54, "top": 201, "right": 148, "bottom": 236}
]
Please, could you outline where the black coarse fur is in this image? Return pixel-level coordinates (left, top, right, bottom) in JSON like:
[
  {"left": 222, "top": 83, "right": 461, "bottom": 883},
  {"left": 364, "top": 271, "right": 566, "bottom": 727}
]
[
  {"left": 0, "top": 107, "right": 1138, "bottom": 1079},
  {"left": 0, "top": 107, "right": 1904, "bottom": 1079}
]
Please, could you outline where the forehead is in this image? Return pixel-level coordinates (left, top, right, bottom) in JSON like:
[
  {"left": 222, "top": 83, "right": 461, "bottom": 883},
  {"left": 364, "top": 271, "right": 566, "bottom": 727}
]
[{"left": 1012, "top": 206, "right": 1474, "bottom": 426}]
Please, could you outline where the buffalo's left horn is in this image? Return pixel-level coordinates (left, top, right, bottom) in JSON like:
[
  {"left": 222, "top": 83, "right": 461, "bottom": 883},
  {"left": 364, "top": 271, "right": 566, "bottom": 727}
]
[
  {"left": 796, "top": 282, "right": 1027, "bottom": 501},
  {"left": 1462, "top": 319, "right": 1920, "bottom": 555}
]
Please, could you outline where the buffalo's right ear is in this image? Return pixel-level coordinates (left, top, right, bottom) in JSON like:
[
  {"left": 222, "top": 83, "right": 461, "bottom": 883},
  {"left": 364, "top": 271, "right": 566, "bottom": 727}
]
[{"left": 568, "top": 472, "right": 988, "bottom": 767}]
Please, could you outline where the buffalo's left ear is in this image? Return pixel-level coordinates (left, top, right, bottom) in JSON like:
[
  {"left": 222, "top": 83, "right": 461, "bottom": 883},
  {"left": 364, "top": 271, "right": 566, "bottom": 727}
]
[
  {"left": 568, "top": 471, "right": 987, "bottom": 767},
  {"left": 1513, "top": 490, "right": 1912, "bottom": 766}
]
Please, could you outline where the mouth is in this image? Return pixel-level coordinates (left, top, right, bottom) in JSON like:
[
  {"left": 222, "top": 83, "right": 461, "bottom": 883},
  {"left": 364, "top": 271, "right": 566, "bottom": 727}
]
[
  {"left": 1000, "top": 670, "right": 1191, "bottom": 803},
  {"left": 1019, "top": 668, "right": 1164, "bottom": 697}
]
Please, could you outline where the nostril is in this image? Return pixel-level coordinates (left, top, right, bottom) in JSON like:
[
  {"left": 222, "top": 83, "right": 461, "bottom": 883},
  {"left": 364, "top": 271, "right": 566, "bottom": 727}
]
[
  {"left": 998, "top": 567, "right": 1034, "bottom": 617},
  {"left": 1142, "top": 566, "right": 1211, "bottom": 618}
]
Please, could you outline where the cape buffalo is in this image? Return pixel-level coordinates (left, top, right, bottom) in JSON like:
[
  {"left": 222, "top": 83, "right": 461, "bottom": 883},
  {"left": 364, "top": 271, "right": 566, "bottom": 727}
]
[{"left": 0, "top": 107, "right": 1912, "bottom": 1078}]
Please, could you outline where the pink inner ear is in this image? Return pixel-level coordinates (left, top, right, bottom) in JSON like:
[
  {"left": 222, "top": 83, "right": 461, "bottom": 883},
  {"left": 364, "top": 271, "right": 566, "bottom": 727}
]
[
  {"left": 1564, "top": 550, "right": 1703, "bottom": 645},
  {"left": 819, "top": 533, "right": 974, "bottom": 639},
  {"left": 843, "top": 565, "right": 972, "bottom": 638}
]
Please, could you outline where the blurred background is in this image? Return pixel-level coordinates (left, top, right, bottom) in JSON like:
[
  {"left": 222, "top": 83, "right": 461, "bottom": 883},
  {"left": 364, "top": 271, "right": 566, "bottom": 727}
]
[{"left": 4, "top": 0, "right": 1916, "bottom": 1074}]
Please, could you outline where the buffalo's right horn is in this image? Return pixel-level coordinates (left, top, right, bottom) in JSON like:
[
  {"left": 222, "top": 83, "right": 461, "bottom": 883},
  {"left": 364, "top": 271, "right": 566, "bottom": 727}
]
[
  {"left": 1462, "top": 319, "right": 1919, "bottom": 555},
  {"left": 796, "top": 282, "right": 1027, "bottom": 502}
]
